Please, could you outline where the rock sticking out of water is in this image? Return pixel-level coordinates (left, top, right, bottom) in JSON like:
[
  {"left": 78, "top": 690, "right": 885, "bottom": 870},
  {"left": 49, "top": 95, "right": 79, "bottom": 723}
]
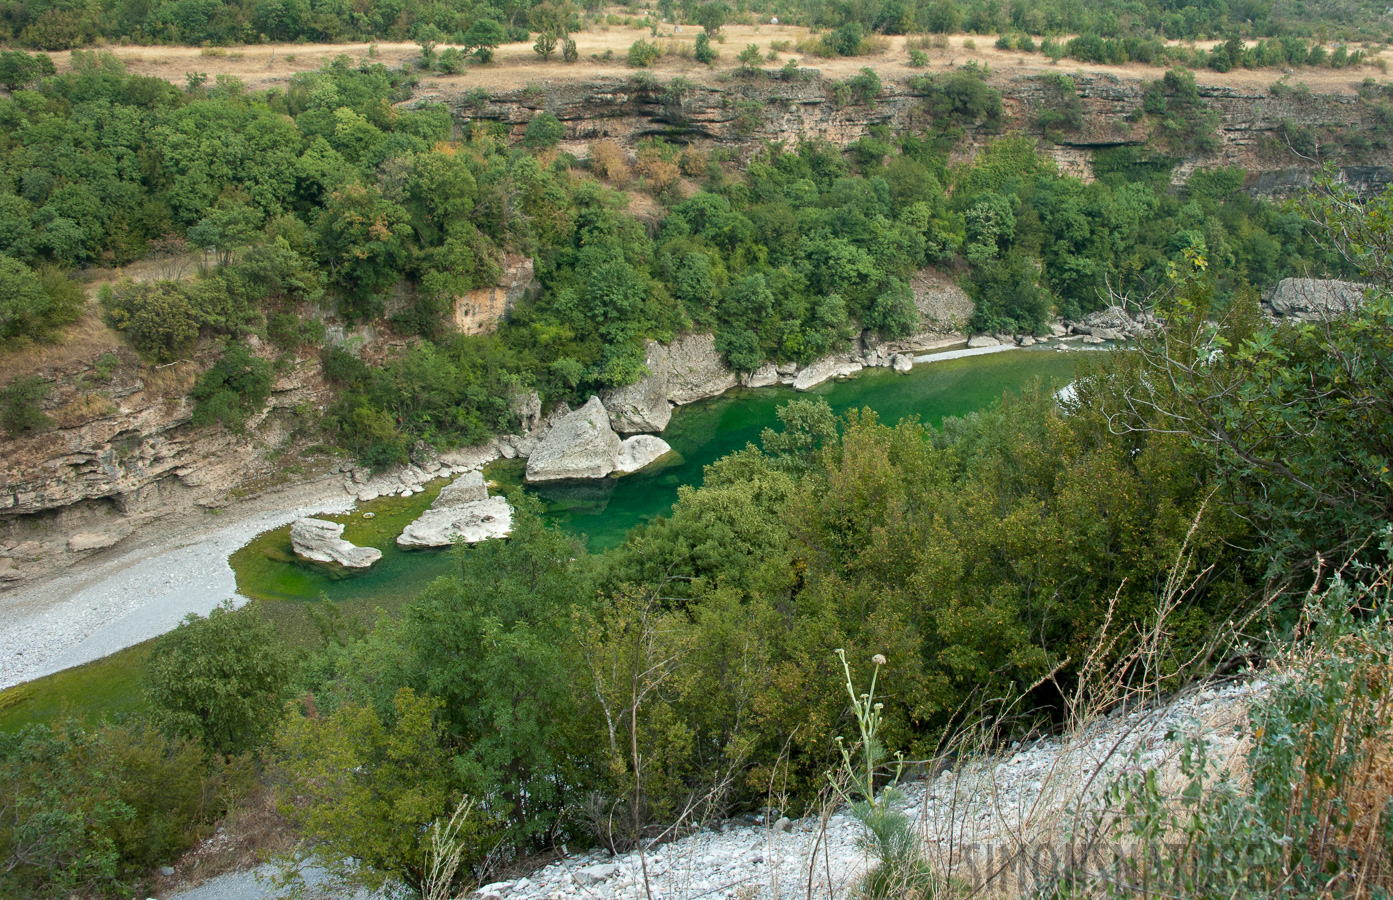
[
  {"left": 290, "top": 517, "right": 382, "bottom": 568},
  {"left": 792, "top": 356, "right": 864, "bottom": 391},
  {"left": 526, "top": 397, "right": 623, "bottom": 482},
  {"left": 614, "top": 435, "right": 674, "bottom": 475},
  {"left": 397, "top": 496, "right": 513, "bottom": 548}
]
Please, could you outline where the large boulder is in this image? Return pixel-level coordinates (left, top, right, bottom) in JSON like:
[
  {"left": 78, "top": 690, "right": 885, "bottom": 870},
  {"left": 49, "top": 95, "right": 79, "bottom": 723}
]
[
  {"left": 397, "top": 496, "right": 513, "bottom": 548},
  {"left": 614, "top": 435, "right": 674, "bottom": 474},
  {"left": 740, "top": 363, "right": 779, "bottom": 388},
  {"left": 602, "top": 341, "right": 673, "bottom": 433},
  {"left": 967, "top": 335, "right": 1001, "bottom": 348},
  {"left": 433, "top": 471, "right": 487, "bottom": 507},
  {"left": 1263, "top": 278, "right": 1367, "bottom": 319},
  {"left": 291, "top": 517, "right": 382, "bottom": 568},
  {"left": 525, "top": 396, "right": 622, "bottom": 482},
  {"left": 665, "top": 333, "right": 738, "bottom": 405},
  {"left": 792, "top": 356, "right": 864, "bottom": 391}
]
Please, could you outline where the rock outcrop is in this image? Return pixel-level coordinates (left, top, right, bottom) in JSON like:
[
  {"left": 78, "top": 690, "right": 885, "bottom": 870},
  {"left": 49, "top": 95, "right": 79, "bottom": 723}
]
[
  {"left": 433, "top": 470, "right": 487, "bottom": 506},
  {"left": 397, "top": 471, "right": 513, "bottom": 547},
  {"left": 397, "top": 496, "right": 513, "bottom": 547},
  {"left": 664, "top": 333, "right": 739, "bottom": 405},
  {"left": 1262, "top": 278, "right": 1367, "bottom": 319},
  {"left": 601, "top": 342, "right": 673, "bottom": 433},
  {"left": 614, "top": 435, "right": 674, "bottom": 474},
  {"left": 526, "top": 397, "right": 623, "bottom": 482},
  {"left": 792, "top": 356, "right": 864, "bottom": 391},
  {"left": 454, "top": 254, "right": 539, "bottom": 335},
  {"left": 290, "top": 517, "right": 382, "bottom": 568}
]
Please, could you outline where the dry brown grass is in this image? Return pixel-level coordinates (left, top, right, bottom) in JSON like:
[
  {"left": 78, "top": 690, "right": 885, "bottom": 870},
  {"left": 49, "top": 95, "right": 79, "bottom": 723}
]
[
  {"left": 52, "top": 392, "right": 119, "bottom": 427},
  {"left": 589, "top": 139, "right": 631, "bottom": 184},
  {"left": 157, "top": 782, "right": 298, "bottom": 894},
  {"left": 0, "top": 303, "right": 124, "bottom": 388},
  {"left": 48, "top": 25, "right": 1392, "bottom": 98}
]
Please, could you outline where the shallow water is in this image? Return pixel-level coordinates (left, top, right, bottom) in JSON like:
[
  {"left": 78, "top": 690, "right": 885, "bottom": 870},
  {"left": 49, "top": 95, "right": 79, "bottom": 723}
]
[{"left": 232, "top": 348, "right": 1077, "bottom": 605}]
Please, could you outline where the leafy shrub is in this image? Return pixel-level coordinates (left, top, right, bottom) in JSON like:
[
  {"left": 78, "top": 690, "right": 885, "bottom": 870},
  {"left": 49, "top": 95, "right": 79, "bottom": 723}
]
[
  {"left": 588, "top": 141, "right": 630, "bottom": 183},
  {"left": 143, "top": 600, "right": 293, "bottom": 756},
  {"left": 0, "top": 50, "right": 55, "bottom": 90},
  {"left": 694, "top": 31, "right": 717, "bottom": 64},
  {"left": 100, "top": 280, "right": 205, "bottom": 363},
  {"left": 0, "top": 375, "right": 52, "bottom": 435},
  {"left": 0, "top": 256, "right": 83, "bottom": 347},
  {"left": 190, "top": 343, "right": 273, "bottom": 432},
  {"left": 274, "top": 688, "right": 476, "bottom": 895},
  {"left": 0, "top": 720, "right": 249, "bottom": 899},
  {"left": 627, "top": 39, "right": 661, "bottom": 68},
  {"left": 523, "top": 112, "right": 566, "bottom": 148},
  {"left": 908, "top": 49, "right": 928, "bottom": 67}
]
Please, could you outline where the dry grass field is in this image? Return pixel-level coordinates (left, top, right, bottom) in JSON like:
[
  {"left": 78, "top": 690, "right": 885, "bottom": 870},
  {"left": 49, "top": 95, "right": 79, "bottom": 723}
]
[{"left": 45, "top": 24, "right": 1393, "bottom": 96}]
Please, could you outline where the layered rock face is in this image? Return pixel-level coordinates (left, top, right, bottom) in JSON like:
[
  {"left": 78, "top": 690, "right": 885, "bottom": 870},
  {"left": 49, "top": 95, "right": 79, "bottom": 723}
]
[
  {"left": 397, "top": 471, "right": 512, "bottom": 547},
  {"left": 1263, "top": 278, "right": 1367, "bottom": 319},
  {"left": 458, "top": 74, "right": 1391, "bottom": 197},
  {"left": 290, "top": 517, "right": 382, "bottom": 568}
]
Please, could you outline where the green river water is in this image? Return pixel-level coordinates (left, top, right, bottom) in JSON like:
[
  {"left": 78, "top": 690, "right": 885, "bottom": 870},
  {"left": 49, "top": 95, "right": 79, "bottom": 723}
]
[{"left": 231, "top": 347, "right": 1078, "bottom": 607}]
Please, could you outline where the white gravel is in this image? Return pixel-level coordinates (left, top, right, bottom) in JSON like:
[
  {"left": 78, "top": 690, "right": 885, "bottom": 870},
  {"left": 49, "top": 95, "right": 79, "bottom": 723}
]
[
  {"left": 480, "top": 679, "right": 1264, "bottom": 900},
  {"left": 0, "top": 495, "right": 353, "bottom": 690}
]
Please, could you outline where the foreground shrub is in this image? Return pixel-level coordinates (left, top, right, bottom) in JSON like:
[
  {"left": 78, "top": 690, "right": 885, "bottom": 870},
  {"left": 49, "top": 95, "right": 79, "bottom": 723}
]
[
  {"left": 1095, "top": 567, "right": 1393, "bottom": 897},
  {"left": 273, "top": 687, "right": 482, "bottom": 895},
  {"left": 0, "top": 720, "right": 250, "bottom": 899},
  {"left": 143, "top": 600, "right": 293, "bottom": 756}
]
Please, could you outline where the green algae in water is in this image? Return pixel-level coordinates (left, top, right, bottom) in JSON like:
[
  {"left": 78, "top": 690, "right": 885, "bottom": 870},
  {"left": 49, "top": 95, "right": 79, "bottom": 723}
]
[
  {"left": 231, "top": 478, "right": 460, "bottom": 605},
  {"left": 234, "top": 347, "right": 1078, "bottom": 603}
]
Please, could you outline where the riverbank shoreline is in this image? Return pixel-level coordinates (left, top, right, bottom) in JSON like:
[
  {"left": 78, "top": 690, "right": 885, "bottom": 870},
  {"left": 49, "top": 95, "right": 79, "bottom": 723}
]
[{"left": 0, "top": 340, "right": 1079, "bottom": 691}]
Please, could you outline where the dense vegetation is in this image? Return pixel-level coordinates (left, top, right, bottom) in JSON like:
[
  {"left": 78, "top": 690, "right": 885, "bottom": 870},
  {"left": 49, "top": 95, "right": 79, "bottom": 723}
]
[
  {"left": 0, "top": 0, "right": 1388, "bottom": 52},
  {"left": 0, "top": 52, "right": 1342, "bottom": 459},
  {"left": 1, "top": 30, "right": 1391, "bottom": 898}
]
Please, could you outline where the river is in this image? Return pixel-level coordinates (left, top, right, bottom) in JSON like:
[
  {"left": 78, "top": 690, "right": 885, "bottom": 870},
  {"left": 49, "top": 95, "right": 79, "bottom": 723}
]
[{"left": 231, "top": 346, "right": 1078, "bottom": 607}]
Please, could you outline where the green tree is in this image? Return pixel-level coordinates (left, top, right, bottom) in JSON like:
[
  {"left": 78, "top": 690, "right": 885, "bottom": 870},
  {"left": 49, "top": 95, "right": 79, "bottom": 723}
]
[
  {"left": 316, "top": 184, "right": 412, "bottom": 320},
  {"left": 190, "top": 343, "right": 273, "bottom": 432},
  {"left": 273, "top": 688, "right": 476, "bottom": 895},
  {"left": 143, "top": 601, "right": 293, "bottom": 756},
  {"left": 696, "top": 2, "right": 728, "bottom": 34}
]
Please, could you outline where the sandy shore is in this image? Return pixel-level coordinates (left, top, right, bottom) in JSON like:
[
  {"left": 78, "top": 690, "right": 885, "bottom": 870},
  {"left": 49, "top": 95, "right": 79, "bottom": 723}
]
[{"left": 0, "top": 477, "right": 356, "bottom": 690}]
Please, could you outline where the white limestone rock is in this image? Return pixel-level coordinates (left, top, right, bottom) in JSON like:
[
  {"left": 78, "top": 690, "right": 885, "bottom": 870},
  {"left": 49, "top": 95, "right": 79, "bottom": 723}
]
[
  {"left": 290, "top": 517, "right": 381, "bottom": 568},
  {"left": 602, "top": 341, "right": 673, "bottom": 433},
  {"left": 1262, "top": 277, "right": 1367, "bottom": 319},
  {"left": 665, "top": 333, "right": 738, "bottom": 405},
  {"left": 792, "top": 356, "right": 864, "bottom": 391},
  {"left": 525, "top": 396, "right": 622, "bottom": 482},
  {"left": 397, "top": 496, "right": 513, "bottom": 548},
  {"left": 739, "top": 363, "right": 780, "bottom": 388},
  {"left": 967, "top": 334, "right": 1001, "bottom": 348},
  {"left": 67, "top": 524, "right": 133, "bottom": 553},
  {"left": 892, "top": 353, "right": 913, "bottom": 373},
  {"left": 434, "top": 471, "right": 487, "bottom": 507},
  {"left": 614, "top": 435, "right": 674, "bottom": 475}
]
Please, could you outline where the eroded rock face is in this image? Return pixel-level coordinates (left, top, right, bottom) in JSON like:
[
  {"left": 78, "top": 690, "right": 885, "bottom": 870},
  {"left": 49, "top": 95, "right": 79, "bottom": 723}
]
[
  {"left": 1263, "top": 278, "right": 1367, "bottom": 319},
  {"left": 792, "top": 356, "right": 864, "bottom": 391},
  {"left": 614, "top": 435, "right": 674, "bottom": 474},
  {"left": 525, "top": 396, "right": 622, "bottom": 482},
  {"left": 291, "top": 517, "right": 382, "bottom": 568},
  {"left": 397, "top": 496, "right": 513, "bottom": 547},
  {"left": 665, "top": 333, "right": 738, "bottom": 405},
  {"left": 602, "top": 341, "right": 673, "bottom": 434},
  {"left": 454, "top": 254, "right": 539, "bottom": 335}
]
